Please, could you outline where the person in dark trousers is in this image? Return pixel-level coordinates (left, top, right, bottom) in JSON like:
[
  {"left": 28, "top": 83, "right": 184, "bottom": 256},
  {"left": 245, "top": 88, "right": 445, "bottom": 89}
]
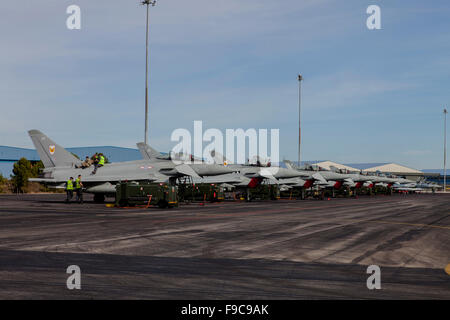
[
  {"left": 75, "top": 175, "right": 83, "bottom": 204},
  {"left": 92, "top": 153, "right": 105, "bottom": 174},
  {"left": 92, "top": 153, "right": 98, "bottom": 164},
  {"left": 66, "top": 177, "right": 74, "bottom": 203},
  {"left": 91, "top": 153, "right": 98, "bottom": 174}
]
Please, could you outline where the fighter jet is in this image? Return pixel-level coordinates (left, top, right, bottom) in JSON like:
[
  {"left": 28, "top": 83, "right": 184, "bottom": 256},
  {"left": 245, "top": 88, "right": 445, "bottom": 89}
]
[
  {"left": 391, "top": 177, "right": 441, "bottom": 192},
  {"left": 415, "top": 178, "right": 441, "bottom": 190},
  {"left": 136, "top": 143, "right": 237, "bottom": 179},
  {"left": 208, "top": 150, "right": 312, "bottom": 188},
  {"left": 137, "top": 144, "right": 308, "bottom": 188},
  {"left": 283, "top": 161, "right": 357, "bottom": 188},
  {"left": 280, "top": 160, "right": 387, "bottom": 198},
  {"left": 330, "top": 169, "right": 436, "bottom": 194},
  {"left": 28, "top": 130, "right": 234, "bottom": 202}
]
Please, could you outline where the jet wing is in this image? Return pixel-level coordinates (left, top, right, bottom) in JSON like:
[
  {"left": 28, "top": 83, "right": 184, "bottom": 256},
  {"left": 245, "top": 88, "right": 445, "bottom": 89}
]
[
  {"left": 29, "top": 178, "right": 58, "bottom": 183},
  {"left": 312, "top": 173, "right": 328, "bottom": 183},
  {"left": 195, "top": 175, "right": 243, "bottom": 185},
  {"left": 174, "top": 164, "right": 201, "bottom": 178},
  {"left": 81, "top": 174, "right": 158, "bottom": 183},
  {"left": 29, "top": 174, "right": 158, "bottom": 184},
  {"left": 28, "top": 178, "right": 66, "bottom": 189},
  {"left": 244, "top": 171, "right": 278, "bottom": 183}
]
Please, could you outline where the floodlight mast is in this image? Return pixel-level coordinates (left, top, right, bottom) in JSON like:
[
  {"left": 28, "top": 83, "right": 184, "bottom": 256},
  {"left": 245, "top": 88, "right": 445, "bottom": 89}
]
[
  {"left": 298, "top": 74, "right": 303, "bottom": 167},
  {"left": 444, "top": 108, "right": 448, "bottom": 192},
  {"left": 142, "top": 0, "right": 157, "bottom": 145}
]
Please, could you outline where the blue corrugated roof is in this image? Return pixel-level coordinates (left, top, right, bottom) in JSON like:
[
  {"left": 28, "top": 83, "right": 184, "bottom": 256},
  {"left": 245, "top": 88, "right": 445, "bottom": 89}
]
[
  {"left": 0, "top": 146, "right": 40, "bottom": 161},
  {"left": 422, "top": 169, "right": 449, "bottom": 175}
]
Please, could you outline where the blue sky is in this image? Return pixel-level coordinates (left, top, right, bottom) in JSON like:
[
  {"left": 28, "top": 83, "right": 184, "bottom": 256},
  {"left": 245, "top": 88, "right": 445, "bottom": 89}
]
[{"left": 0, "top": 0, "right": 449, "bottom": 169}]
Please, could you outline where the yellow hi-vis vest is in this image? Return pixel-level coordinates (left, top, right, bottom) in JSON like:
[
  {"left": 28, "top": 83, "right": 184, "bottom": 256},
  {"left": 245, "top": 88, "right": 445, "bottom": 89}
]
[
  {"left": 66, "top": 180, "right": 73, "bottom": 190},
  {"left": 75, "top": 178, "right": 81, "bottom": 189},
  {"left": 99, "top": 156, "right": 105, "bottom": 166}
]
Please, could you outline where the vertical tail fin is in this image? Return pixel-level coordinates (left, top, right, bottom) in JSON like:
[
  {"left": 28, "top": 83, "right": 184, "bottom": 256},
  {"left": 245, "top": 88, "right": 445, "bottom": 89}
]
[
  {"left": 136, "top": 142, "right": 162, "bottom": 161},
  {"left": 210, "top": 150, "right": 232, "bottom": 166},
  {"left": 283, "top": 160, "right": 299, "bottom": 170},
  {"left": 28, "top": 130, "right": 81, "bottom": 168},
  {"left": 329, "top": 166, "right": 339, "bottom": 173}
]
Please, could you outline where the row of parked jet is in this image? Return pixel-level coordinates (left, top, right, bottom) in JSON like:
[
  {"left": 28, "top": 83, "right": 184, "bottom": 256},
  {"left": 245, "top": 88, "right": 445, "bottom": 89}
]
[
  {"left": 28, "top": 130, "right": 440, "bottom": 201},
  {"left": 205, "top": 151, "right": 440, "bottom": 194}
]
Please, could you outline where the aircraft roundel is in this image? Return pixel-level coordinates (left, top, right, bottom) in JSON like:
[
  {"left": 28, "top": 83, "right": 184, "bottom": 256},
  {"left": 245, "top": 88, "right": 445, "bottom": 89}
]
[
  {"left": 49, "top": 145, "right": 56, "bottom": 155},
  {"left": 223, "top": 161, "right": 228, "bottom": 167}
]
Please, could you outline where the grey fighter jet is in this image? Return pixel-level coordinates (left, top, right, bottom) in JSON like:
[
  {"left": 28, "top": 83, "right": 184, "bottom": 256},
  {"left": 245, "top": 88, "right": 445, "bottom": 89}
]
[
  {"left": 392, "top": 177, "right": 441, "bottom": 192},
  {"left": 28, "top": 130, "right": 234, "bottom": 202},
  {"left": 207, "top": 150, "right": 311, "bottom": 188},
  {"left": 137, "top": 144, "right": 300, "bottom": 187},
  {"left": 136, "top": 143, "right": 237, "bottom": 178},
  {"left": 281, "top": 160, "right": 384, "bottom": 198},
  {"left": 283, "top": 160, "right": 357, "bottom": 188}
]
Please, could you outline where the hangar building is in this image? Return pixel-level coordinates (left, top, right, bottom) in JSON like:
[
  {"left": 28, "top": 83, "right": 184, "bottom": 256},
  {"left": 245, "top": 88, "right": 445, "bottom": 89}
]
[{"left": 346, "top": 162, "right": 425, "bottom": 182}]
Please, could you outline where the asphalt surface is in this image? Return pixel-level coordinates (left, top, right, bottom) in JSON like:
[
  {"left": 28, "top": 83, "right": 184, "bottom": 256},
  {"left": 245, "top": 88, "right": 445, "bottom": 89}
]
[{"left": 0, "top": 193, "right": 449, "bottom": 299}]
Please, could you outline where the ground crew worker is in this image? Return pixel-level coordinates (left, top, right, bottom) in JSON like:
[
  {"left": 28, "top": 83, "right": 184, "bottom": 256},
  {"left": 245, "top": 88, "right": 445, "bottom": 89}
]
[
  {"left": 75, "top": 175, "right": 83, "bottom": 204},
  {"left": 93, "top": 153, "right": 105, "bottom": 174},
  {"left": 92, "top": 153, "right": 99, "bottom": 166},
  {"left": 81, "top": 156, "right": 92, "bottom": 169},
  {"left": 92, "top": 153, "right": 104, "bottom": 174},
  {"left": 98, "top": 154, "right": 105, "bottom": 167},
  {"left": 66, "top": 177, "right": 74, "bottom": 203},
  {"left": 92, "top": 153, "right": 105, "bottom": 174}
]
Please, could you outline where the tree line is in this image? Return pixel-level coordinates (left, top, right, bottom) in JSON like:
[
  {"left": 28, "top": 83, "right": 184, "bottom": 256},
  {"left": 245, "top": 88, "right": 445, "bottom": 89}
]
[
  {"left": 0, "top": 158, "right": 45, "bottom": 193},
  {"left": 0, "top": 153, "right": 108, "bottom": 193}
]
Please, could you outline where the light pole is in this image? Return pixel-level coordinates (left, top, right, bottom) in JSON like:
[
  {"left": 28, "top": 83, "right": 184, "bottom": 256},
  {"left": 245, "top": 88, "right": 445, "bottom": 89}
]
[
  {"left": 444, "top": 108, "right": 448, "bottom": 192},
  {"left": 142, "top": 0, "right": 156, "bottom": 145},
  {"left": 298, "top": 74, "right": 303, "bottom": 167}
]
